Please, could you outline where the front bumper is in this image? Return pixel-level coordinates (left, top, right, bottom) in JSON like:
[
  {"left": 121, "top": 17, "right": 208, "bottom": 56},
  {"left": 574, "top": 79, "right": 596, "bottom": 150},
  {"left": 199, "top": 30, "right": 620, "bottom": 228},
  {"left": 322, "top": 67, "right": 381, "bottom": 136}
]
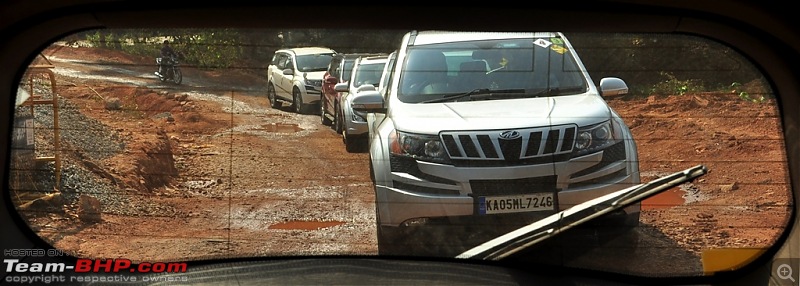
[
  {"left": 344, "top": 113, "right": 368, "bottom": 136},
  {"left": 301, "top": 86, "right": 322, "bottom": 104},
  {"left": 342, "top": 96, "right": 368, "bottom": 136},
  {"left": 376, "top": 142, "right": 639, "bottom": 226}
]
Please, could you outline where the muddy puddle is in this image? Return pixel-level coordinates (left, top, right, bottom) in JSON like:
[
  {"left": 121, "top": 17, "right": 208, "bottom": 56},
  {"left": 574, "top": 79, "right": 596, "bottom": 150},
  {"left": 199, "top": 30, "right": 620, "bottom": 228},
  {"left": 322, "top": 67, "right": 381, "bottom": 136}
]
[
  {"left": 257, "top": 123, "right": 302, "bottom": 133},
  {"left": 640, "top": 171, "right": 709, "bottom": 210},
  {"left": 269, "top": 220, "right": 345, "bottom": 230}
]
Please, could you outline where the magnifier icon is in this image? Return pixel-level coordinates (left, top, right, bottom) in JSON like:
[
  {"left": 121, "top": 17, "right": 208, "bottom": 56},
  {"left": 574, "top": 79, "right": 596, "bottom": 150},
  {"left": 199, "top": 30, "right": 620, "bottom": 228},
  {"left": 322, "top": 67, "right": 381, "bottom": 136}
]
[{"left": 777, "top": 264, "right": 796, "bottom": 282}]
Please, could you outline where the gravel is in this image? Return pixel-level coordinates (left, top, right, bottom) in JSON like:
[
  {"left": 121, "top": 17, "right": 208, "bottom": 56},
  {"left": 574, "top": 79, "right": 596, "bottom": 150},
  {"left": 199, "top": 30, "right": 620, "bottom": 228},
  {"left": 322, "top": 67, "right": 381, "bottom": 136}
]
[
  {"left": 11, "top": 81, "right": 178, "bottom": 217},
  {"left": 32, "top": 96, "right": 126, "bottom": 160},
  {"left": 31, "top": 161, "right": 180, "bottom": 217}
]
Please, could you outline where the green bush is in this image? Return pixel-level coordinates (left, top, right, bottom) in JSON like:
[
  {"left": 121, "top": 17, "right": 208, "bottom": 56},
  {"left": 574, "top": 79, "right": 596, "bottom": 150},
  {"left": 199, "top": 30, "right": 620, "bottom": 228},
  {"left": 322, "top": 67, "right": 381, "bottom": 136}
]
[
  {"left": 730, "top": 82, "right": 766, "bottom": 103},
  {"left": 649, "top": 72, "right": 705, "bottom": 96}
]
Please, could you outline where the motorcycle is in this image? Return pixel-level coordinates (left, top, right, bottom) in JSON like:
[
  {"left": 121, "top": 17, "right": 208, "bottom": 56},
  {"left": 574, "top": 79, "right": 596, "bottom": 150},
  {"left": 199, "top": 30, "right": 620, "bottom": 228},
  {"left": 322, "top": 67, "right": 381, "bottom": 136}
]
[{"left": 155, "top": 56, "right": 182, "bottom": 85}]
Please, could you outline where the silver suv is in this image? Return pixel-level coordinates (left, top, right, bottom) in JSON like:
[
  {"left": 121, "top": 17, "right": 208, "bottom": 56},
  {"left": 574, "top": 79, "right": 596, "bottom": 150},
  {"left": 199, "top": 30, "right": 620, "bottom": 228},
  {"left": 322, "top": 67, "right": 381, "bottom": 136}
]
[
  {"left": 267, "top": 47, "right": 336, "bottom": 114},
  {"left": 334, "top": 55, "right": 388, "bottom": 152},
  {"left": 351, "top": 31, "right": 641, "bottom": 255}
]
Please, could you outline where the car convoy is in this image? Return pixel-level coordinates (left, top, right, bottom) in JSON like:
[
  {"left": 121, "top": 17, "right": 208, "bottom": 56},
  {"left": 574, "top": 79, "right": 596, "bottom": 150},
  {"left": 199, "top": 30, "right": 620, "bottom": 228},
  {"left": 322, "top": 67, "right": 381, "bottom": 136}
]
[{"left": 267, "top": 30, "right": 642, "bottom": 255}]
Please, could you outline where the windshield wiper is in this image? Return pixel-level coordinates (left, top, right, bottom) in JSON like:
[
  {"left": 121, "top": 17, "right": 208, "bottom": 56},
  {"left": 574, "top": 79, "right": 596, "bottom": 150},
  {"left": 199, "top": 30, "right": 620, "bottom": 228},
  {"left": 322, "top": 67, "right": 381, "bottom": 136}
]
[
  {"left": 528, "top": 86, "right": 586, "bottom": 97},
  {"left": 421, "top": 88, "right": 532, "bottom": 103},
  {"left": 456, "top": 164, "right": 708, "bottom": 260},
  {"left": 421, "top": 88, "right": 491, "bottom": 103}
]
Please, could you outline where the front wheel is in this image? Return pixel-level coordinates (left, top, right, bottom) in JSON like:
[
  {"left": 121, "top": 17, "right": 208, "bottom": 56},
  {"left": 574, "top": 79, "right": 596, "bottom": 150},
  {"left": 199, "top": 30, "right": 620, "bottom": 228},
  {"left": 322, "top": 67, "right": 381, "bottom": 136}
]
[
  {"left": 292, "top": 89, "right": 304, "bottom": 114},
  {"left": 268, "top": 83, "right": 281, "bottom": 108},
  {"left": 171, "top": 68, "right": 182, "bottom": 85},
  {"left": 376, "top": 225, "right": 403, "bottom": 256},
  {"left": 321, "top": 95, "right": 332, "bottom": 126},
  {"left": 376, "top": 204, "right": 406, "bottom": 256},
  {"left": 343, "top": 130, "right": 361, "bottom": 153},
  {"left": 333, "top": 103, "right": 343, "bottom": 134}
]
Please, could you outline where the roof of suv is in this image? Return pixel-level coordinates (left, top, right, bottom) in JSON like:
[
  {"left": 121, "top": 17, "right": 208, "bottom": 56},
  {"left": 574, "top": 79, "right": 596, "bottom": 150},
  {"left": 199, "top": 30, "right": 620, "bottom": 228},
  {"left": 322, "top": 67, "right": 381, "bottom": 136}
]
[
  {"left": 357, "top": 55, "right": 388, "bottom": 64},
  {"left": 410, "top": 31, "right": 560, "bottom": 45},
  {"left": 336, "top": 53, "right": 385, "bottom": 60},
  {"left": 280, "top": 46, "right": 336, "bottom": 55}
]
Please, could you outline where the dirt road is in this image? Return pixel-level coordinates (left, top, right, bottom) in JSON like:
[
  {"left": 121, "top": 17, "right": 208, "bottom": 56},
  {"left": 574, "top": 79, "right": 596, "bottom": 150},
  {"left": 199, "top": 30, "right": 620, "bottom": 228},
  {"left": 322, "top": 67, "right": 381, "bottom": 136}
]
[{"left": 11, "top": 43, "right": 792, "bottom": 277}]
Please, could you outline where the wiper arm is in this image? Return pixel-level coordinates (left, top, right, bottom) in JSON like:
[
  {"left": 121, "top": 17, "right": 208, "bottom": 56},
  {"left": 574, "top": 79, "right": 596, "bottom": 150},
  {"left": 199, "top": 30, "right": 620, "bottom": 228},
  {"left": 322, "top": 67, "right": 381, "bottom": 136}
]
[
  {"left": 421, "top": 88, "right": 490, "bottom": 103},
  {"left": 422, "top": 87, "right": 584, "bottom": 104},
  {"left": 528, "top": 86, "right": 586, "bottom": 97},
  {"left": 457, "top": 164, "right": 708, "bottom": 261}
]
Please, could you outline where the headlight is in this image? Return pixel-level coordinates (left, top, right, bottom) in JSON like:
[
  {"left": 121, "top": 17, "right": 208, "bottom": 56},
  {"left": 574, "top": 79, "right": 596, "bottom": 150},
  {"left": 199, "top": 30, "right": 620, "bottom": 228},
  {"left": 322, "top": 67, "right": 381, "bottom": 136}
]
[
  {"left": 390, "top": 131, "right": 449, "bottom": 163},
  {"left": 306, "top": 79, "right": 322, "bottom": 87},
  {"left": 351, "top": 110, "right": 367, "bottom": 122},
  {"left": 572, "top": 121, "right": 620, "bottom": 156}
]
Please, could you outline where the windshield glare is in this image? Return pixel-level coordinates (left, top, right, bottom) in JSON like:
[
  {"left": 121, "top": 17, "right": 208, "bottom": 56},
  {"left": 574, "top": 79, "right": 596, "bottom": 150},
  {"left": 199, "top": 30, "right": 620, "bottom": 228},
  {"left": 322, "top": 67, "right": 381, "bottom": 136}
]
[{"left": 398, "top": 38, "right": 587, "bottom": 102}]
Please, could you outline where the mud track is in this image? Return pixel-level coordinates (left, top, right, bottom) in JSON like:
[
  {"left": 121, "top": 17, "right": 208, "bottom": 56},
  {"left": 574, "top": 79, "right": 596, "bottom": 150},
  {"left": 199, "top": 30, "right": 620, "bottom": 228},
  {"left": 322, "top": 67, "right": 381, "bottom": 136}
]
[{"left": 11, "top": 43, "right": 792, "bottom": 277}]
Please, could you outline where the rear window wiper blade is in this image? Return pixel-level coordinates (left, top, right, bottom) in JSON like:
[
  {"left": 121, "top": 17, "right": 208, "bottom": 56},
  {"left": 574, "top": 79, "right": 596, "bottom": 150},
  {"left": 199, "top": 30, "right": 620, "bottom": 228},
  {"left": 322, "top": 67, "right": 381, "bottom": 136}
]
[{"left": 456, "top": 164, "right": 708, "bottom": 261}]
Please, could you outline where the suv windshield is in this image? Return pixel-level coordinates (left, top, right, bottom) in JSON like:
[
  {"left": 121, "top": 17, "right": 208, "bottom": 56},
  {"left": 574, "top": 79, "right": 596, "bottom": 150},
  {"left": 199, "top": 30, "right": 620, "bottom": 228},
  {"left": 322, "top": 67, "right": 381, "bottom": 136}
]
[
  {"left": 296, "top": 53, "right": 334, "bottom": 72},
  {"left": 353, "top": 62, "right": 385, "bottom": 87},
  {"left": 398, "top": 36, "right": 587, "bottom": 103}
]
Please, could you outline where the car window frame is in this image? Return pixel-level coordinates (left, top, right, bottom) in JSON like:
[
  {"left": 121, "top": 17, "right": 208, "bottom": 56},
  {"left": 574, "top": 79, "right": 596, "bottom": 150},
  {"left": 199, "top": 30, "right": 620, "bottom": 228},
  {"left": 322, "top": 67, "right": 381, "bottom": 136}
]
[{"left": 0, "top": 3, "right": 796, "bottom": 286}]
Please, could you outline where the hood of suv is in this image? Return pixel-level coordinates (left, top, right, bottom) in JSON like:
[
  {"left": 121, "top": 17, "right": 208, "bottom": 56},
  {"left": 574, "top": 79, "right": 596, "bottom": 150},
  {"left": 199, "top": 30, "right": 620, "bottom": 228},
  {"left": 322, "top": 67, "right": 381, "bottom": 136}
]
[
  {"left": 391, "top": 94, "right": 612, "bottom": 134},
  {"left": 303, "top": 71, "right": 326, "bottom": 81}
]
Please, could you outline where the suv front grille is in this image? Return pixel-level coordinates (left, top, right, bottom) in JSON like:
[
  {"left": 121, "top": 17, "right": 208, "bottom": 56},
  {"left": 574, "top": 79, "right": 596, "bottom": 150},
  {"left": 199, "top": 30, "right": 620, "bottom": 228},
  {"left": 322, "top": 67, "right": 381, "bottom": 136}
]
[{"left": 441, "top": 125, "right": 577, "bottom": 163}]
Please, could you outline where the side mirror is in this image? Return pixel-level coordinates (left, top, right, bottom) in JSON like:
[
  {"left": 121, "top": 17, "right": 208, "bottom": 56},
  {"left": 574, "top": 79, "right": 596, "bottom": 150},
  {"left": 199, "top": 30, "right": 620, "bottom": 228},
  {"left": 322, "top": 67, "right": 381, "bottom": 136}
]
[
  {"left": 599, "top": 77, "right": 629, "bottom": 96},
  {"left": 282, "top": 68, "right": 294, "bottom": 76},
  {"left": 334, "top": 82, "right": 349, "bottom": 92},
  {"left": 350, "top": 90, "right": 386, "bottom": 113},
  {"left": 325, "top": 77, "right": 338, "bottom": 84}
]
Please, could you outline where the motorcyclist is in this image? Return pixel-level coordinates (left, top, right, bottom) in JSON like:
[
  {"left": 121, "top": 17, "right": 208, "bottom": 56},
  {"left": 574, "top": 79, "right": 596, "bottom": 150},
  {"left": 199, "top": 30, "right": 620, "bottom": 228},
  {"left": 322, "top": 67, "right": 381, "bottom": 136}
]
[{"left": 156, "top": 40, "right": 177, "bottom": 77}]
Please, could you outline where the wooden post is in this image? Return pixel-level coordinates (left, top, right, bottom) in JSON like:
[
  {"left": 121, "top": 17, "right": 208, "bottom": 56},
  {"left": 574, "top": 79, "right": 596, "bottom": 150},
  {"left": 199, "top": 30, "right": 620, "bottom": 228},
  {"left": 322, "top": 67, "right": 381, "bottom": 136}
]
[{"left": 22, "top": 64, "right": 61, "bottom": 190}]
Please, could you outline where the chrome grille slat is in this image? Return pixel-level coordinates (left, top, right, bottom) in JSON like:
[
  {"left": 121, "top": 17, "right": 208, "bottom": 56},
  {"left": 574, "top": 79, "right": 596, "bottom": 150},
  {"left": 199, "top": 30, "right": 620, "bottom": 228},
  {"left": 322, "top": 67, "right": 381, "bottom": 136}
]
[{"left": 441, "top": 125, "right": 577, "bottom": 161}]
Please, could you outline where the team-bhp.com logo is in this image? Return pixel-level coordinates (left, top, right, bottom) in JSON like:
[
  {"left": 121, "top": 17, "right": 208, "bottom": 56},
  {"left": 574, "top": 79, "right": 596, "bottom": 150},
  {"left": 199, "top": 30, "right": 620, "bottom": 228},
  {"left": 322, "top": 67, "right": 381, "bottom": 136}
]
[{"left": 4, "top": 250, "right": 188, "bottom": 284}]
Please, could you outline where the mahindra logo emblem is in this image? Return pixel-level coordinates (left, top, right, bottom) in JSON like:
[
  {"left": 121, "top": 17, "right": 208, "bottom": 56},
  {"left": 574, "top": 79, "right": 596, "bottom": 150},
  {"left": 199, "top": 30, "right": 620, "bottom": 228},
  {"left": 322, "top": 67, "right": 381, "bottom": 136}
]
[{"left": 498, "top": 130, "right": 521, "bottom": 140}]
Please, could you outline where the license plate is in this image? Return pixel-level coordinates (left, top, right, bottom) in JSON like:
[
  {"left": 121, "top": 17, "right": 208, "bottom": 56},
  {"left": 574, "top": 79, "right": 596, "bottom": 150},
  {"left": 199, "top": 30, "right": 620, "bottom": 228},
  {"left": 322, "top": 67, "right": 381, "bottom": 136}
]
[{"left": 478, "top": 193, "right": 555, "bottom": 215}]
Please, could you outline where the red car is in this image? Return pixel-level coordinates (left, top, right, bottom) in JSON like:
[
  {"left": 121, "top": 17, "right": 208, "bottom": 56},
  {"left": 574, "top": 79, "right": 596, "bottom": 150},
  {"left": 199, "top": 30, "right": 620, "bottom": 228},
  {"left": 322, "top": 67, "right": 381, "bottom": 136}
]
[{"left": 320, "top": 53, "right": 385, "bottom": 130}]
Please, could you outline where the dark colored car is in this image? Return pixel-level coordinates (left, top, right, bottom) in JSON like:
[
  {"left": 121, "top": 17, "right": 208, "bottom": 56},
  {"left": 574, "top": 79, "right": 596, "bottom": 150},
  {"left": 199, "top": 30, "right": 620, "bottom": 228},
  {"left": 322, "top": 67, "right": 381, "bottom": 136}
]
[{"left": 320, "top": 53, "right": 385, "bottom": 128}]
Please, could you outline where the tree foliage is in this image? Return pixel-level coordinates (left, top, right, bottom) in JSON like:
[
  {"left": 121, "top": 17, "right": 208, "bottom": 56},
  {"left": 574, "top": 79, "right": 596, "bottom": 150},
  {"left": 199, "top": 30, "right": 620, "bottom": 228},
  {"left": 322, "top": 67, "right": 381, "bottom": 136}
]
[
  {"left": 77, "top": 29, "right": 768, "bottom": 97},
  {"left": 567, "top": 32, "right": 767, "bottom": 96}
]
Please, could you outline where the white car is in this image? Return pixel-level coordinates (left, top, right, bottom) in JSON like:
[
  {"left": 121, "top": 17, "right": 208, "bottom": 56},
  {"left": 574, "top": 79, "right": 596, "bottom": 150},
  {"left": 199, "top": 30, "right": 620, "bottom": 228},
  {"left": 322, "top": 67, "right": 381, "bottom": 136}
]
[
  {"left": 334, "top": 55, "right": 388, "bottom": 152},
  {"left": 351, "top": 31, "right": 641, "bottom": 255},
  {"left": 267, "top": 47, "right": 336, "bottom": 114}
]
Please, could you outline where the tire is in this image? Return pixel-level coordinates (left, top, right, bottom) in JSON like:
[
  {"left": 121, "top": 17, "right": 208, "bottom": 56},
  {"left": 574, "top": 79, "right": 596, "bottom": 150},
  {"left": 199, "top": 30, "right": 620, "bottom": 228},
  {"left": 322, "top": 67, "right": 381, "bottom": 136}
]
[
  {"left": 376, "top": 225, "right": 403, "bottom": 256},
  {"left": 268, "top": 83, "right": 281, "bottom": 108},
  {"left": 172, "top": 68, "right": 182, "bottom": 85},
  {"left": 344, "top": 129, "right": 364, "bottom": 153},
  {"left": 292, "top": 88, "right": 304, "bottom": 114},
  {"left": 344, "top": 131, "right": 358, "bottom": 153},
  {"left": 321, "top": 95, "right": 332, "bottom": 126},
  {"left": 333, "top": 103, "right": 343, "bottom": 134},
  {"left": 368, "top": 157, "right": 376, "bottom": 183},
  {"left": 375, "top": 204, "right": 405, "bottom": 256}
]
